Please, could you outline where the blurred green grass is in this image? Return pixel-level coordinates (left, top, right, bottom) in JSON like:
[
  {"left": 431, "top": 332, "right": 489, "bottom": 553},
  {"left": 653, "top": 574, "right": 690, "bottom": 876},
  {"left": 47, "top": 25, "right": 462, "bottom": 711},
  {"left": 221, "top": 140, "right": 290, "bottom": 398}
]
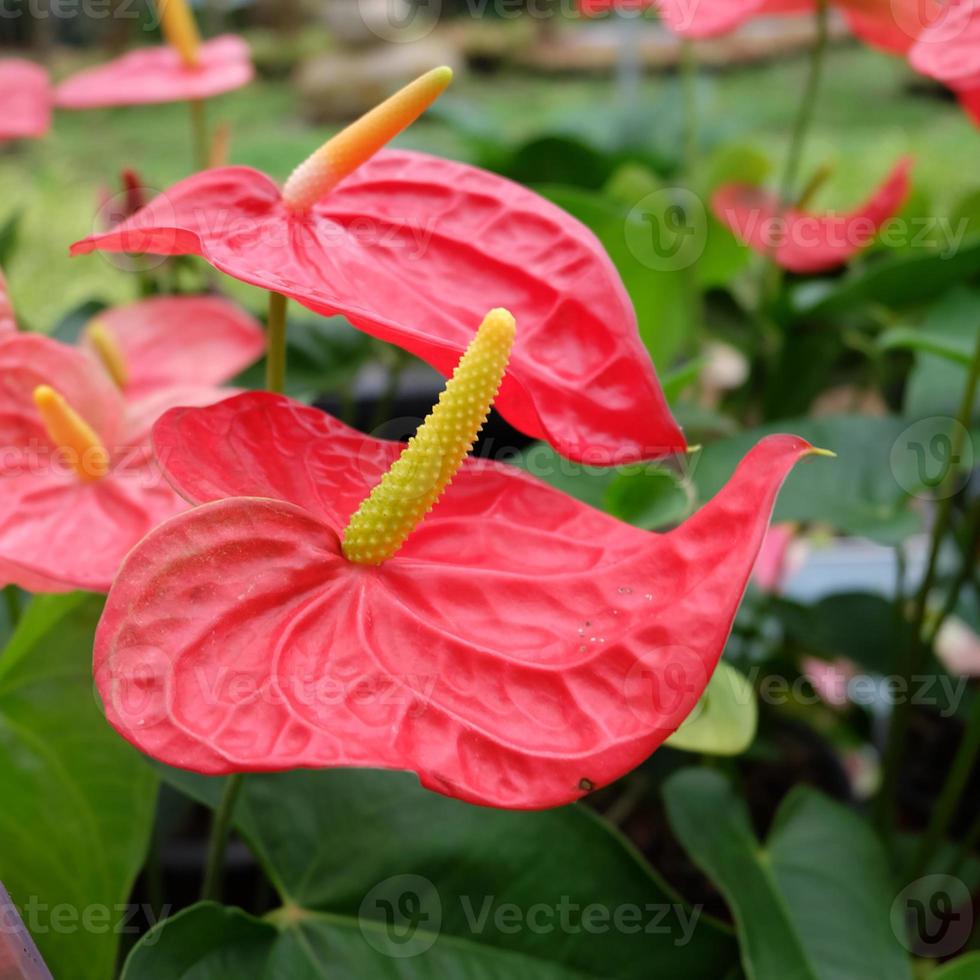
[{"left": 1, "top": 41, "right": 975, "bottom": 327}]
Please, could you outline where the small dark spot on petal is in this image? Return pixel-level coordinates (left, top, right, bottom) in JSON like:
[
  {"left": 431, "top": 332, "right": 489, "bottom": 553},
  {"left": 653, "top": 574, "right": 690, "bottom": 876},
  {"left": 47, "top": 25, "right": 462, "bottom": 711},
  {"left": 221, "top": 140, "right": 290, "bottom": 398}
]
[{"left": 578, "top": 778, "right": 594, "bottom": 791}]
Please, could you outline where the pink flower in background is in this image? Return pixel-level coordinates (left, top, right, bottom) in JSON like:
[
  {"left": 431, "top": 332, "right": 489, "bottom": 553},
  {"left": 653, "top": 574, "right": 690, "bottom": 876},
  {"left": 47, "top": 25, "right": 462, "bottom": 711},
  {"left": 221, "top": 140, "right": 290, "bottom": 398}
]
[
  {"left": 910, "top": 0, "right": 980, "bottom": 127},
  {"left": 0, "top": 335, "right": 186, "bottom": 593},
  {"left": 936, "top": 617, "right": 980, "bottom": 677},
  {"left": 577, "top": 0, "right": 939, "bottom": 51},
  {"left": 55, "top": 36, "right": 253, "bottom": 109},
  {"left": 0, "top": 294, "right": 262, "bottom": 594},
  {"left": 0, "top": 59, "right": 51, "bottom": 141},
  {"left": 752, "top": 523, "right": 807, "bottom": 593},
  {"left": 80, "top": 295, "right": 265, "bottom": 440},
  {"left": 713, "top": 158, "right": 913, "bottom": 273}
]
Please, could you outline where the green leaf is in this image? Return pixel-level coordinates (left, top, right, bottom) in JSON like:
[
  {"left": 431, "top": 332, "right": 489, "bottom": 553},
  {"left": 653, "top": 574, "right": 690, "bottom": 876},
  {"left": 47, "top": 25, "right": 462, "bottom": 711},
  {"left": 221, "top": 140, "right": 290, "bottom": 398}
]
[
  {"left": 903, "top": 288, "right": 980, "bottom": 419},
  {"left": 512, "top": 442, "right": 618, "bottom": 511},
  {"left": 881, "top": 287, "right": 980, "bottom": 370},
  {"left": 0, "top": 593, "right": 158, "bottom": 980},
  {"left": 663, "top": 769, "right": 913, "bottom": 980},
  {"left": 789, "top": 238, "right": 980, "bottom": 320},
  {"left": 933, "top": 953, "right": 980, "bottom": 979},
  {"left": 691, "top": 415, "right": 963, "bottom": 544},
  {"left": 879, "top": 327, "right": 973, "bottom": 367},
  {"left": 604, "top": 465, "right": 690, "bottom": 530},
  {"left": 125, "top": 901, "right": 600, "bottom": 979},
  {"left": 665, "top": 662, "right": 758, "bottom": 756},
  {"left": 143, "top": 768, "right": 737, "bottom": 979}
]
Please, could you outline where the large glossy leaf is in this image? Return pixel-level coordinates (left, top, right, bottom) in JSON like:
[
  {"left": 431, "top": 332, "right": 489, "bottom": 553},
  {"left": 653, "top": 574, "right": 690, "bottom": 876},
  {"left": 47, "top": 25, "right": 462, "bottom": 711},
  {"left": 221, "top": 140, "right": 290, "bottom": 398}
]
[
  {"left": 129, "top": 767, "right": 737, "bottom": 978},
  {"left": 691, "top": 415, "right": 961, "bottom": 544},
  {"left": 903, "top": 288, "right": 980, "bottom": 419},
  {"left": 663, "top": 769, "right": 912, "bottom": 980},
  {"left": 0, "top": 593, "right": 158, "bottom": 980}
]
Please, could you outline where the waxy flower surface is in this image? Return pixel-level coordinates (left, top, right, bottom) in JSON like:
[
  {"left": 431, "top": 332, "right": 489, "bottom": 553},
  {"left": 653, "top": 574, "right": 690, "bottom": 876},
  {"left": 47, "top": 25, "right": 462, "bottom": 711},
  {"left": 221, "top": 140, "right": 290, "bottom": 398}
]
[
  {"left": 713, "top": 157, "right": 912, "bottom": 273},
  {"left": 71, "top": 68, "right": 684, "bottom": 465},
  {"left": 0, "top": 335, "right": 186, "bottom": 593},
  {"left": 0, "top": 59, "right": 51, "bottom": 141},
  {"left": 94, "top": 311, "right": 824, "bottom": 809}
]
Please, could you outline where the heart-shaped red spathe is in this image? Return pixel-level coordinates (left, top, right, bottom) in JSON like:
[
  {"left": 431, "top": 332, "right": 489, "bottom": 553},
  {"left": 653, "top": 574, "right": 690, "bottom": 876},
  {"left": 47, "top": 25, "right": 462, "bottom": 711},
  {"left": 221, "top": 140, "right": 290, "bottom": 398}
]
[
  {"left": 84, "top": 295, "right": 265, "bottom": 401},
  {"left": 70, "top": 150, "right": 685, "bottom": 465},
  {"left": 713, "top": 157, "right": 912, "bottom": 274},
  {"left": 0, "top": 59, "right": 51, "bottom": 141},
  {"left": 0, "top": 335, "right": 186, "bottom": 594},
  {"left": 95, "top": 391, "right": 815, "bottom": 808},
  {"left": 54, "top": 35, "right": 253, "bottom": 109}
]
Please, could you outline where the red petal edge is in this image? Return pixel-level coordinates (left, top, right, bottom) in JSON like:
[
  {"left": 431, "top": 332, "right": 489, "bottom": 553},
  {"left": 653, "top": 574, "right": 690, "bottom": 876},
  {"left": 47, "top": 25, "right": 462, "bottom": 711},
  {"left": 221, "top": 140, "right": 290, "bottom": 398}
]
[{"left": 95, "top": 392, "right": 814, "bottom": 808}]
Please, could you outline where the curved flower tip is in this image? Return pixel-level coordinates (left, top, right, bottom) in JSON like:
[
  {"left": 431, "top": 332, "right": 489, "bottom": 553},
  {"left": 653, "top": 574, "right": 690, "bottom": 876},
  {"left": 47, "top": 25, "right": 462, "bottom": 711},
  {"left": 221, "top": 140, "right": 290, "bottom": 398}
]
[
  {"left": 70, "top": 147, "right": 684, "bottom": 463},
  {"left": 713, "top": 157, "right": 913, "bottom": 274},
  {"left": 93, "top": 383, "right": 818, "bottom": 808},
  {"left": 55, "top": 35, "right": 253, "bottom": 109},
  {"left": 0, "top": 59, "right": 52, "bottom": 142},
  {"left": 0, "top": 334, "right": 185, "bottom": 594}
]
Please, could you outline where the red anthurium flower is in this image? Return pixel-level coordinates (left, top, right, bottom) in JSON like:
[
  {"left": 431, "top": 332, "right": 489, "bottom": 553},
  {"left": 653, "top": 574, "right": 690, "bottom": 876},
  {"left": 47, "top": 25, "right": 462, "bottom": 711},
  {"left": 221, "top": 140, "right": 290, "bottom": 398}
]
[
  {"left": 0, "top": 335, "right": 187, "bottom": 594},
  {"left": 71, "top": 68, "right": 684, "bottom": 465},
  {"left": 0, "top": 59, "right": 51, "bottom": 141},
  {"left": 93, "top": 309, "right": 826, "bottom": 809},
  {"left": 55, "top": 0, "right": 250, "bottom": 110},
  {"left": 577, "top": 0, "right": 935, "bottom": 50},
  {"left": 55, "top": 35, "right": 252, "bottom": 109},
  {"left": 81, "top": 295, "right": 265, "bottom": 439},
  {"left": 712, "top": 157, "right": 913, "bottom": 274},
  {"left": 910, "top": 0, "right": 980, "bottom": 126}
]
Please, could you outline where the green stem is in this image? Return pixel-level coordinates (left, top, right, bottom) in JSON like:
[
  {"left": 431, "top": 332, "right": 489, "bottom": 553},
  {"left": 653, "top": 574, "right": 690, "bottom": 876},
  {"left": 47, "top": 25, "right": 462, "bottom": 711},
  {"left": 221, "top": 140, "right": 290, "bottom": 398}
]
[
  {"left": 200, "top": 773, "right": 244, "bottom": 902},
  {"left": 777, "top": 0, "right": 829, "bottom": 209},
  {"left": 877, "top": 329, "right": 980, "bottom": 838},
  {"left": 189, "top": 99, "right": 209, "bottom": 172},
  {"left": 909, "top": 685, "right": 980, "bottom": 882},
  {"left": 759, "top": 0, "right": 829, "bottom": 309},
  {"left": 680, "top": 39, "right": 699, "bottom": 178},
  {"left": 3, "top": 586, "right": 20, "bottom": 630},
  {"left": 680, "top": 39, "right": 703, "bottom": 340},
  {"left": 265, "top": 293, "right": 289, "bottom": 395}
]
